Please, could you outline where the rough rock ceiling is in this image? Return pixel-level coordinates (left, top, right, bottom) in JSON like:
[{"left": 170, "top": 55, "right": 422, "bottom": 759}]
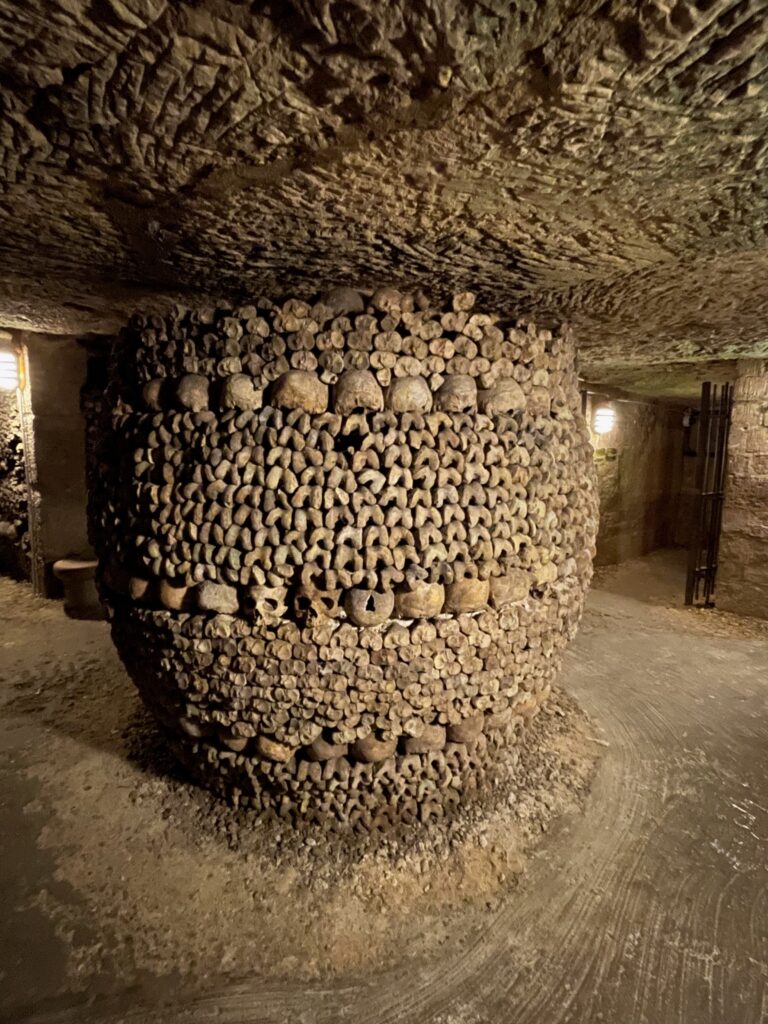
[
  {"left": 584, "top": 358, "right": 737, "bottom": 402},
  {"left": 2, "top": 0, "right": 768, "bottom": 377}
]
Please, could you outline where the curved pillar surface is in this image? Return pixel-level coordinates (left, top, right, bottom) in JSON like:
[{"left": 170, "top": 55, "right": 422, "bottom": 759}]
[{"left": 89, "top": 290, "right": 598, "bottom": 830}]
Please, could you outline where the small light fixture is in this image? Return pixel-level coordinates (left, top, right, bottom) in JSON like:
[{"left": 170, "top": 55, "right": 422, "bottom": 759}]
[
  {"left": 0, "top": 350, "right": 18, "bottom": 391},
  {"left": 593, "top": 403, "right": 615, "bottom": 434}
]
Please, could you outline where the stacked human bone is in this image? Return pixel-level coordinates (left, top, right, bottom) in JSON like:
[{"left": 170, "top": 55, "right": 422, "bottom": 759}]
[
  {"left": 90, "top": 288, "right": 598, "bottom": 830},
  {"left": 0, "top": 390, "right": 29, "bottom": 579}
]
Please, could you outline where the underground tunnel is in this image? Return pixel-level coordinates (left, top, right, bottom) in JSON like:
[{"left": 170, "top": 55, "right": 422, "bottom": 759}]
[{"left": 0, "top": 2, "right": 767, "bottom": 1023}]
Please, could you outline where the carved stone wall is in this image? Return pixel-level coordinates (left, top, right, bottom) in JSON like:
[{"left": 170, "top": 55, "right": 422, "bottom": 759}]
[
  {"left": 718, "top": 359, "right": 768, "bottom": 620},
  {"left": 590, "top": 398, "right": 685, "bottom": 566},
  {"left": 25, "top": 335, "right": 94, "bottom": 581},
  {"left": 89, "top": 290, "right": 597, "bottom": 829}
]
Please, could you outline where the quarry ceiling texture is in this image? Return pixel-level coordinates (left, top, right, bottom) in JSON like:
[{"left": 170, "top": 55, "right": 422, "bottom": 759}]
[{"left": 2, "top": 0, "right": 768, "bottom": 372}]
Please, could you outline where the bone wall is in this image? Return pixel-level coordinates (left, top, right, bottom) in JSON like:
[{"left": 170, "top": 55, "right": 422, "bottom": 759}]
[
  {"left": 718, "top": 360, "right": 768, "bottom": 620},
  {"left": 0, "top": 390, "right": 29, "bottom": 579},
  {"left": 90, "top": 290, "right": 598, "bottom": 829}
]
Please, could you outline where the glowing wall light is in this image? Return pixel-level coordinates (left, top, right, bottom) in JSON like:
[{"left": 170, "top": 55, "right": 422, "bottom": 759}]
[
  {"left": 0, "top": 350, "right": 18, "bottom": 391},
  {"left": 592, "top": 403, "right": 616, "bottom": 434}
]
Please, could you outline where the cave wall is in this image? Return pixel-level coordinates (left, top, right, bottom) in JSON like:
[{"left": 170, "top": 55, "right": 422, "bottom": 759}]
[
  {"left": 590, "top": 397, "right": 684, "bottom": 566},
  {"left": 25, "top": 334, "right": 93, "bottom": 589},
  {"left": 672, "top": 427, "right": 699, "bottom": 550},
  {"left": 0, "top": 388, "right": 29, "bottom": 579},
  {"left": 89, "top": 292, "right": 598, "bottom": 829},
  {"left": 718, "top": 360, "right": 768, "bottom": 620}
]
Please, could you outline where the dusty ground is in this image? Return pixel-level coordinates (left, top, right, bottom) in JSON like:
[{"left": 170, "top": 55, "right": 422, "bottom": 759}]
[
  {"left": 1, "top": 548, "right": 767, "bottom": 1023},
  {"left": 0, "top": 575, "right": 598, "bottom": 1021}
]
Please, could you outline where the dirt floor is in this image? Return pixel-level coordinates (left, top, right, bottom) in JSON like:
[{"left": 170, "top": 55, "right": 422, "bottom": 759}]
[{"left": 1, "top": 548, "right": 767, "bottom": 1023}]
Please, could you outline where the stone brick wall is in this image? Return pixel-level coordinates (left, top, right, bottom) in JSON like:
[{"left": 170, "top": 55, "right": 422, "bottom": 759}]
[
  {"left": 590, "top": 398, "right": 684, "bottom": 566},
  {"left": 718, "top": 360, "right": 768, "bottom": 619}
]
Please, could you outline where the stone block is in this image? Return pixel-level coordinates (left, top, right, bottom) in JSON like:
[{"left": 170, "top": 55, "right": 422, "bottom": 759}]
[
  {"left": 736, "top": 372, "right": 768, "bottom": 401},
  {"left": 744, "top": 453, "right": 768, "bottom": 477},
  {"left": 731, "top": 405, "right": 758, "bottom": 429},
  {"left": 745, "top": 426, "right": 768, "bottom": 453}
]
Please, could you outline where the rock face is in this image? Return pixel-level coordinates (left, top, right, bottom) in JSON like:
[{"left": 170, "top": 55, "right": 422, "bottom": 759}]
[
  {"left": 89, "top": 290, "right": 598, "bottom": 829},
  {"left": 718, "top": 360, "right": 768, "bottom": 619},
  {"left": 590, "top": 400, "right": 686, "bottom": 566},
  {"left": 2, "top": 2, "right": 768, "bottom": 377}
]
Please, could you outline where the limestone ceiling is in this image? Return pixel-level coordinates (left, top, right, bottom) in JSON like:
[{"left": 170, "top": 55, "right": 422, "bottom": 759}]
[
  {"left": 1, "top": 0, "right": 768, "bottom": 377},
  {"left": 584, "top": 358, "right": 737, "bottom": 402}
]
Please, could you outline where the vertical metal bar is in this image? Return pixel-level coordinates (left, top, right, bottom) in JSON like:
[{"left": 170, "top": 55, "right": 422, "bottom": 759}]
[
  {"left": 685, "top": 381, "right": 734, "bottom": 608},
  {"left": 704, "top": 385, "right": 720, "bottom": 606},
  {"left": 703, "top": 386, "right": 722, "bottom": 604},
  {"left": 686, "top": 383, "right": 711, "bottom": 605},
  {"left": 708, "top": 385, "right": 720, "bottom": 602},
  {"left": 712, "top": 385, "right": 728, "bottom": 599},
  {"left": 710, "top": 382, "right": 733, "bottom": 605},
  {"left": 711, "top": 385, "right": 728, "bottom": 600}
]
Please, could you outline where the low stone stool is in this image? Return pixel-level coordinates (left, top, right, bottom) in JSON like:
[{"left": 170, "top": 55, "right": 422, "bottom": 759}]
[{"left": 52, "top": 558, "right": 104, "bottom": 620}]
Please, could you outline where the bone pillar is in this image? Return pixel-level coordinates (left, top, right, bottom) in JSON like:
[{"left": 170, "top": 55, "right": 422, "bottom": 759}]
[{"left": 88, "top": 291, "right": 598, "bottom": 830}]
